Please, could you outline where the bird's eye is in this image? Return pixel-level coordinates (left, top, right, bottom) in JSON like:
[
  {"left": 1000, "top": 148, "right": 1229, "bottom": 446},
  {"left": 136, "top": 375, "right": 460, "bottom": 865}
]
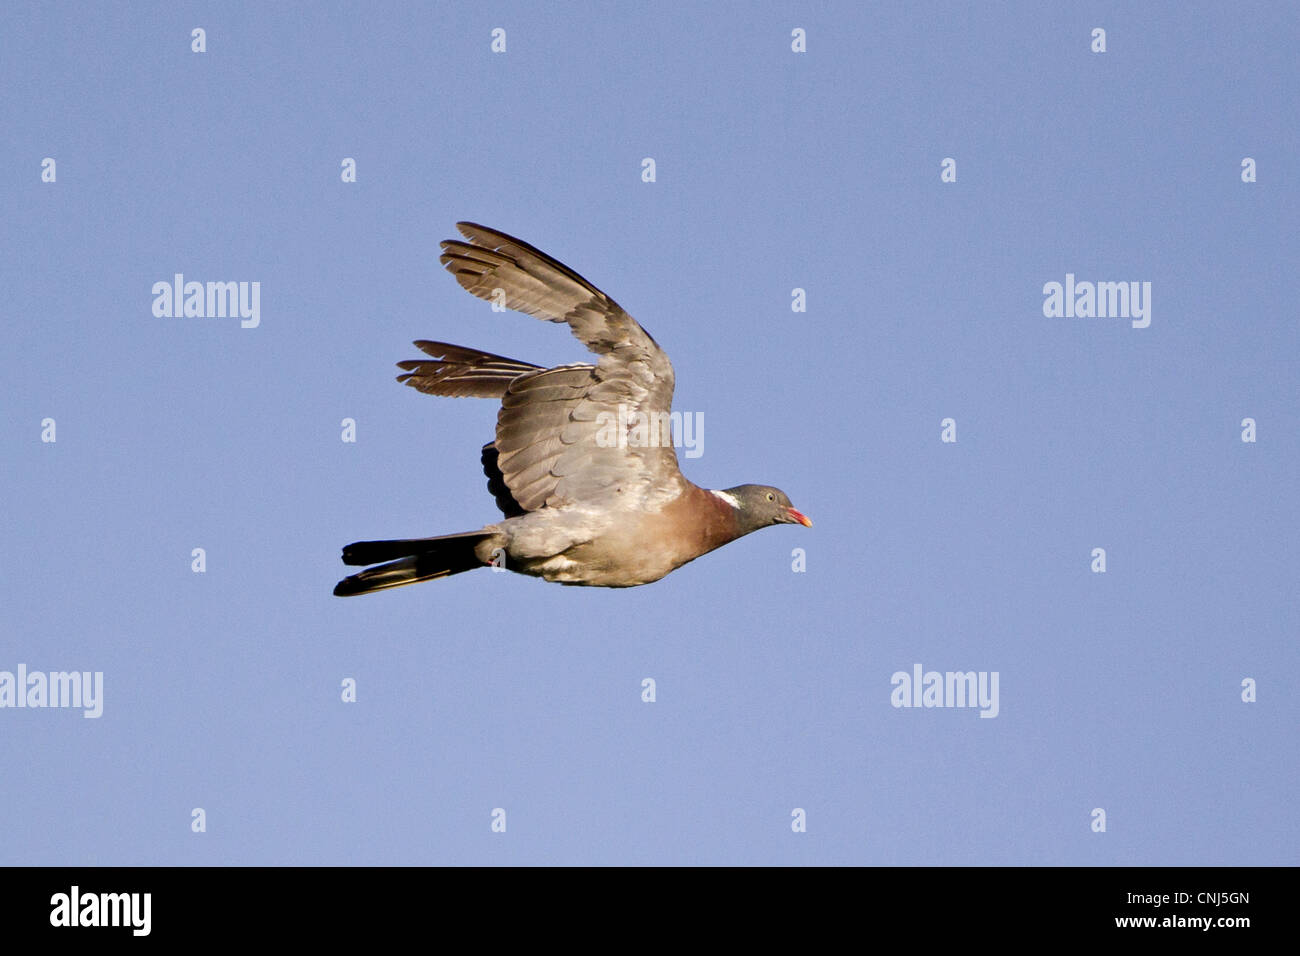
[{"left": 766, "top": 493, "right": 774, "bottom": 501}]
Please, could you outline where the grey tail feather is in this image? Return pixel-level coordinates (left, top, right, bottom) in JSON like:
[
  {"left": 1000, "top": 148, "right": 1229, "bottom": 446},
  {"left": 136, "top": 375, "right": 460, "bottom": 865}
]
[
  {"left": 341, "top": 531, "right": 492, "bottom": 566},
  {"left": 334, "top": 531, "right": 494, "bottom": 597}
]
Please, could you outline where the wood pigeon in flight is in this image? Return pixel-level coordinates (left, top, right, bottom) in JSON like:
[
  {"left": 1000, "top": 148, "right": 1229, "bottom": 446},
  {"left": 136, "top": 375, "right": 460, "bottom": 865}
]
[{"left": 334, "top": 223, "right": 810, "bottom": 595}]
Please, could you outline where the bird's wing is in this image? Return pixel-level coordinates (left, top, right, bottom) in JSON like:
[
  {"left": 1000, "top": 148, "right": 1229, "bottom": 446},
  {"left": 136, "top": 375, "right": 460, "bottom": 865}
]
[
  {"left": 439, "top": 223, "right": 683, "bottom": 512},
  {"left": 441, "top": 222, "right": 672, "bottom": 368},
  {"left": 395, "top": 341, "right": 543, "bottom": 398}
]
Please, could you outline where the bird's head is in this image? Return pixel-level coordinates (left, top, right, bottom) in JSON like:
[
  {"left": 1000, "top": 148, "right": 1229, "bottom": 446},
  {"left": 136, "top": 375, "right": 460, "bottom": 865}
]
[{"left": 717, "top": 484, "right": 813, "bottom": 535}]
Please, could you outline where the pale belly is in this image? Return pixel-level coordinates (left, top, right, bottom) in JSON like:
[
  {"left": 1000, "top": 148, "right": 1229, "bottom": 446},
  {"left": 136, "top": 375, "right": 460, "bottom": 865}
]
[{"left": 496, "top": 507, "right": 706, "bottom": 588}]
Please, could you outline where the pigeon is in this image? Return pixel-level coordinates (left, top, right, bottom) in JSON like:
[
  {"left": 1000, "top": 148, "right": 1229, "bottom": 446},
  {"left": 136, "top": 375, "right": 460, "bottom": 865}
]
[{"left": 334, "top": 222, "right": 810, "bottom": 596}]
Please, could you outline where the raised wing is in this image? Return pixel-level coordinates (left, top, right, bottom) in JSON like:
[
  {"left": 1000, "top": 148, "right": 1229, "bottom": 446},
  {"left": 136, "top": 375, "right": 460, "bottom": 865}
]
[
  {"left": 441, "top": 222, "right": 671, "bottom": 366},
  {"left": 439, "top": 223, "right": 684, "bottom": 512}
]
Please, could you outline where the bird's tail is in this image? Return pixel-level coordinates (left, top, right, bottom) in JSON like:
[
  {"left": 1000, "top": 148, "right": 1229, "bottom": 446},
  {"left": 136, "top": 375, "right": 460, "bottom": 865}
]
[{"left": 333, "top": 531, "right": 496, "bottom": 597}]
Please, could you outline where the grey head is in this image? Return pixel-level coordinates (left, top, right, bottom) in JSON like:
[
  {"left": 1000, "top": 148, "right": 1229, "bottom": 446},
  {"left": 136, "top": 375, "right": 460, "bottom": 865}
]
[{"left": 718, "top": 484, "right": 813, "bottom": 537}]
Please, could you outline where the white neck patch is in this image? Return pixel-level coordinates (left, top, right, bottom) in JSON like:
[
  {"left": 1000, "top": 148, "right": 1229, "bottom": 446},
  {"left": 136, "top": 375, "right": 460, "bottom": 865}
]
[{"left": 711, "top": 490, "right": 741, "bottom": 509}]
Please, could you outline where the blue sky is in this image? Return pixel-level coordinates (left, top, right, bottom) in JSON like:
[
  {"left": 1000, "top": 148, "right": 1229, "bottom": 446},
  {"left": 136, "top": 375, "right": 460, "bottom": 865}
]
[{"left": 2, "top": 1, "right": 1296, "bottom": 865}]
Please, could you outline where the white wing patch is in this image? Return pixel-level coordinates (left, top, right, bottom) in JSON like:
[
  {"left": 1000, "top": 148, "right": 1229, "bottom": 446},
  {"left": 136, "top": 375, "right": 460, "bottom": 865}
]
[{"left": 711, "top": 490, "right": 741, "bottom": 509}]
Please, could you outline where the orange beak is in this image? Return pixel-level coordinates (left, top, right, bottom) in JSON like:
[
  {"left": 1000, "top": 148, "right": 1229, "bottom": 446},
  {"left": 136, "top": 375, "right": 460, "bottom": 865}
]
[{"left": 787, "top": 507, "right": 813, "bottom": 528}]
